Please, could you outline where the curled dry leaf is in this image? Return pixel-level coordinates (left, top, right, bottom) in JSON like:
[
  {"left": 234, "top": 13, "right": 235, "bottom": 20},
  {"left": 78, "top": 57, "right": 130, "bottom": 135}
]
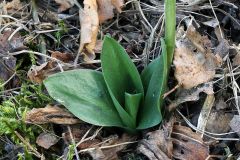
[
  {"left": 172, "top": 125, "right": 209, "bottom": 160},
  {"left": 54, "top": 0, "right": 75, "bottom": 12},
  {"left": 27, "top": 51, "right": 72, "bottom": 83},
  {"left": 97, "top": 0, "right": 124, "bottom": 23},
  {"left": 137, "top": 120, "right": 174, "bottom": 160},
  {"left": 48, "top": 50, "right": 74, "bottom": 62},
  {"left": 138, "top": 130, "right": 173, "bottom": 160},
  {"left": 25, "top": 104, "right": 80, "bottom": 124},
  {"left": 168, "top": 83, "right": 214, "bottom": 112},
  {"left": 80, "top": 0, "right": 124, "bottom": 61},
  {"left": 36, "top": 133, "right": 59, "bottom": 149},
  {"left": 174, "top": 25, "right": 219, "bottom": 89},
  {"left": 79, "top": 0, "right": 99, "bottom": 61},
  {"left": 138, "top": 120, "right": 209, "bottom": 160},
  {"left": 28, "top": 62, "right": 51, "bottom": 84}
]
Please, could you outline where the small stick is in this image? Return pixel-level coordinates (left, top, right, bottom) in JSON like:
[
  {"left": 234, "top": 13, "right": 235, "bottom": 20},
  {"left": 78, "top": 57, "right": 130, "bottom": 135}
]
[
  {"left": 14, "top": 131, "right": 43, "bottom": 159},
  {"left": 67, "top": 126, "right": 80, "bottom": 160},
  {"left": 163, "top": 84, "right": 180, "bottom": 99}
]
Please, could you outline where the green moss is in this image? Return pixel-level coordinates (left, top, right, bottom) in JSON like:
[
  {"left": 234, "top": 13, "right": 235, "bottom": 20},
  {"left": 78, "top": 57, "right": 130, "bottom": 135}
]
[
  {"left": 0, "top": 83, "right": 52, "bottom": 157},
  {"left": 54, "top": 20, "right": 68, "bottom": 47}
]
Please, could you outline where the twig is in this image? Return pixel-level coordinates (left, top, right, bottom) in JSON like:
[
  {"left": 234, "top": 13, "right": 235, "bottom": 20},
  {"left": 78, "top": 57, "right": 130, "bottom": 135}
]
[
  {"left": 197, "top": 94, "right": 215, "bottom": 138},
  {"left": 67, "top": 126, "right": 80, "bottom": 160},
  {"left": 227, "top": 57, "right": 240, "bottom": 115},
  {"left": 208, "top": 0, "right": 223, "bottom": 39},
  {"left": 78, "top": 141, "right": 138, "bottom": 153},
  {"left": 134, "top": 1, "right": 153, "bottom": 30},
  {"left": 163, "top": 84, "right": 180, "bottom": 99},
  {"left": 176, "top": 110, "right": 240, "bottom": 140},
  {"left": 0, "top": 15, "right": 19, "bottom": 22},
  {"left": 142, "top": 13, "right": 164, "bottom": 66},
  {"left": 14, "top": 131, "right": 43, "bottom": 159},
  {"left": 8, "top": 50, "right": 70, "bottom": 66},
  {"left": 0, "top": 72, "right": 16, "bottom": 87},
  {"left": 31, "top": 0, "right": 40, "bottom": 24}
]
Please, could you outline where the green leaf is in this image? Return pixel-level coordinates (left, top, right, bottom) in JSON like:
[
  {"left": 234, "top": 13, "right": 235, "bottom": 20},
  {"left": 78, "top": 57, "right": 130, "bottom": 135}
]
[
  {"left": 101, "top": 36, "right": 144, "bottom": 128},
  {"left": 141, "top": 57, "right": 160, "bottom": 93},
  {"left": 101, "top": 36, "right": 144, "bottom": 105},
  {"left": 165, "top": 0, "right": 176, "bottom": 67},
  {"left": 44, "top": 69, "right": 124, "bottom": 127},
  {"left": 125, "top": 92, "right": 143, "bottom": 127},
  {"left": 137, "top": 39, "right": 168, "bottom": 129}
]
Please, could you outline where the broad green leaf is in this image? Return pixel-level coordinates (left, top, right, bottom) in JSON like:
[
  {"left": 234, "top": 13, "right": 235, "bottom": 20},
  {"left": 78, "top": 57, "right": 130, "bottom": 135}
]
[
  {"left": 44, "top": 69, "right": 123, "bottom": 127},
  {"left": 101, "top": 36, "right": 144, "bottom": 105},
  {"left": 101, "top": 36, "right": 144, "bottom": 128},
  {"left": 125, "top": 92, "right": 143, "bottom": 127},
  {"left": 137, "top": 39, "right": 168, "bottom": 129}
]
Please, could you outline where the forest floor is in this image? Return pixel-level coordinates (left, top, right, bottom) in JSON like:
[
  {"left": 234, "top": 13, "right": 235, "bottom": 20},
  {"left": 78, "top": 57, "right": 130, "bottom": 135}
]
[{"left": 1, "top": 0, "right": 240, "bottom": 159}]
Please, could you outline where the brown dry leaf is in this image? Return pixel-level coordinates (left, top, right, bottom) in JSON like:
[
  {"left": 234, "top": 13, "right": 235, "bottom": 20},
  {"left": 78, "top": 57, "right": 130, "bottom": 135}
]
[
  {"left": 94, "top": 40, "right": 103, "bottom": 53},
  {"left": 97, "top": 0, "right": 124, "bottom": 23},
  {"left": 79, "top": 0, "right": 124, "bottom": 61},
  {"left": 232, "top": 44, "right": 240, "bottom": 66},
  {"left": 36, "top": 133, "right": 59, "bottom": 149},
  {"left": 87, "top": 134, "right": 135, "bottom": 160},
  {"left": 230, "top": 115, "right": 240, "bottom": 137},
  {"left": 233, "top": 53, "right": 240, "bottom": 66},
  {"left": 111, "top": 0, "right": 124, "bottom": 12},
  {"left": 4, "top": 0, "right": 22, "bottom": 11},
  {"left": 205, "top": 111, "right": 233, "bottom": 134},
  {"left": 27, "top": 62, "right": 50, "bottom": 84},
  {"left": 27, "top": 51, "right": 72, "bottom": 83},
  {"left": 137, "top": 120, "right": 174, "bottom": 160},
  {"left": 25, "top": 104, "right": 80, "bottom": 124},
  {"left": 54, "top": 0, "right": 75, "bottom": 12},
  {"left": 174, "top": 25, "right": 219, "bottom": 89},
  {"left": 138, "top": 131, "right": 173, "bottom": 160},
  {"left": 214, "top": 39, "right": 229, "bottom": 64},
  {"left": 215, "top": 98, "right": 228, "bottom": 110},
  {"left": 62, "top": 124, "right": 100, "bottom": 148},
  {"left": 0, "top": 28, "right": 26, "bottom": 86},
  {"left": 79, "top": 0, "right": 99, "bottom": 61},
  {"left": 172, "top": 125, "right": 209, "bottom": 160},
  {"left": 168, "top": 83, "right": 214, "bottom": 112},
  {"left": 48, "top": 50, "right": 74, "bottom": 62},
  {"left": 0, "top": 28, "right": 26, "bottom": 53},
  {"left": 0, "top": 56, "right": 16, "bottom": 83}
]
